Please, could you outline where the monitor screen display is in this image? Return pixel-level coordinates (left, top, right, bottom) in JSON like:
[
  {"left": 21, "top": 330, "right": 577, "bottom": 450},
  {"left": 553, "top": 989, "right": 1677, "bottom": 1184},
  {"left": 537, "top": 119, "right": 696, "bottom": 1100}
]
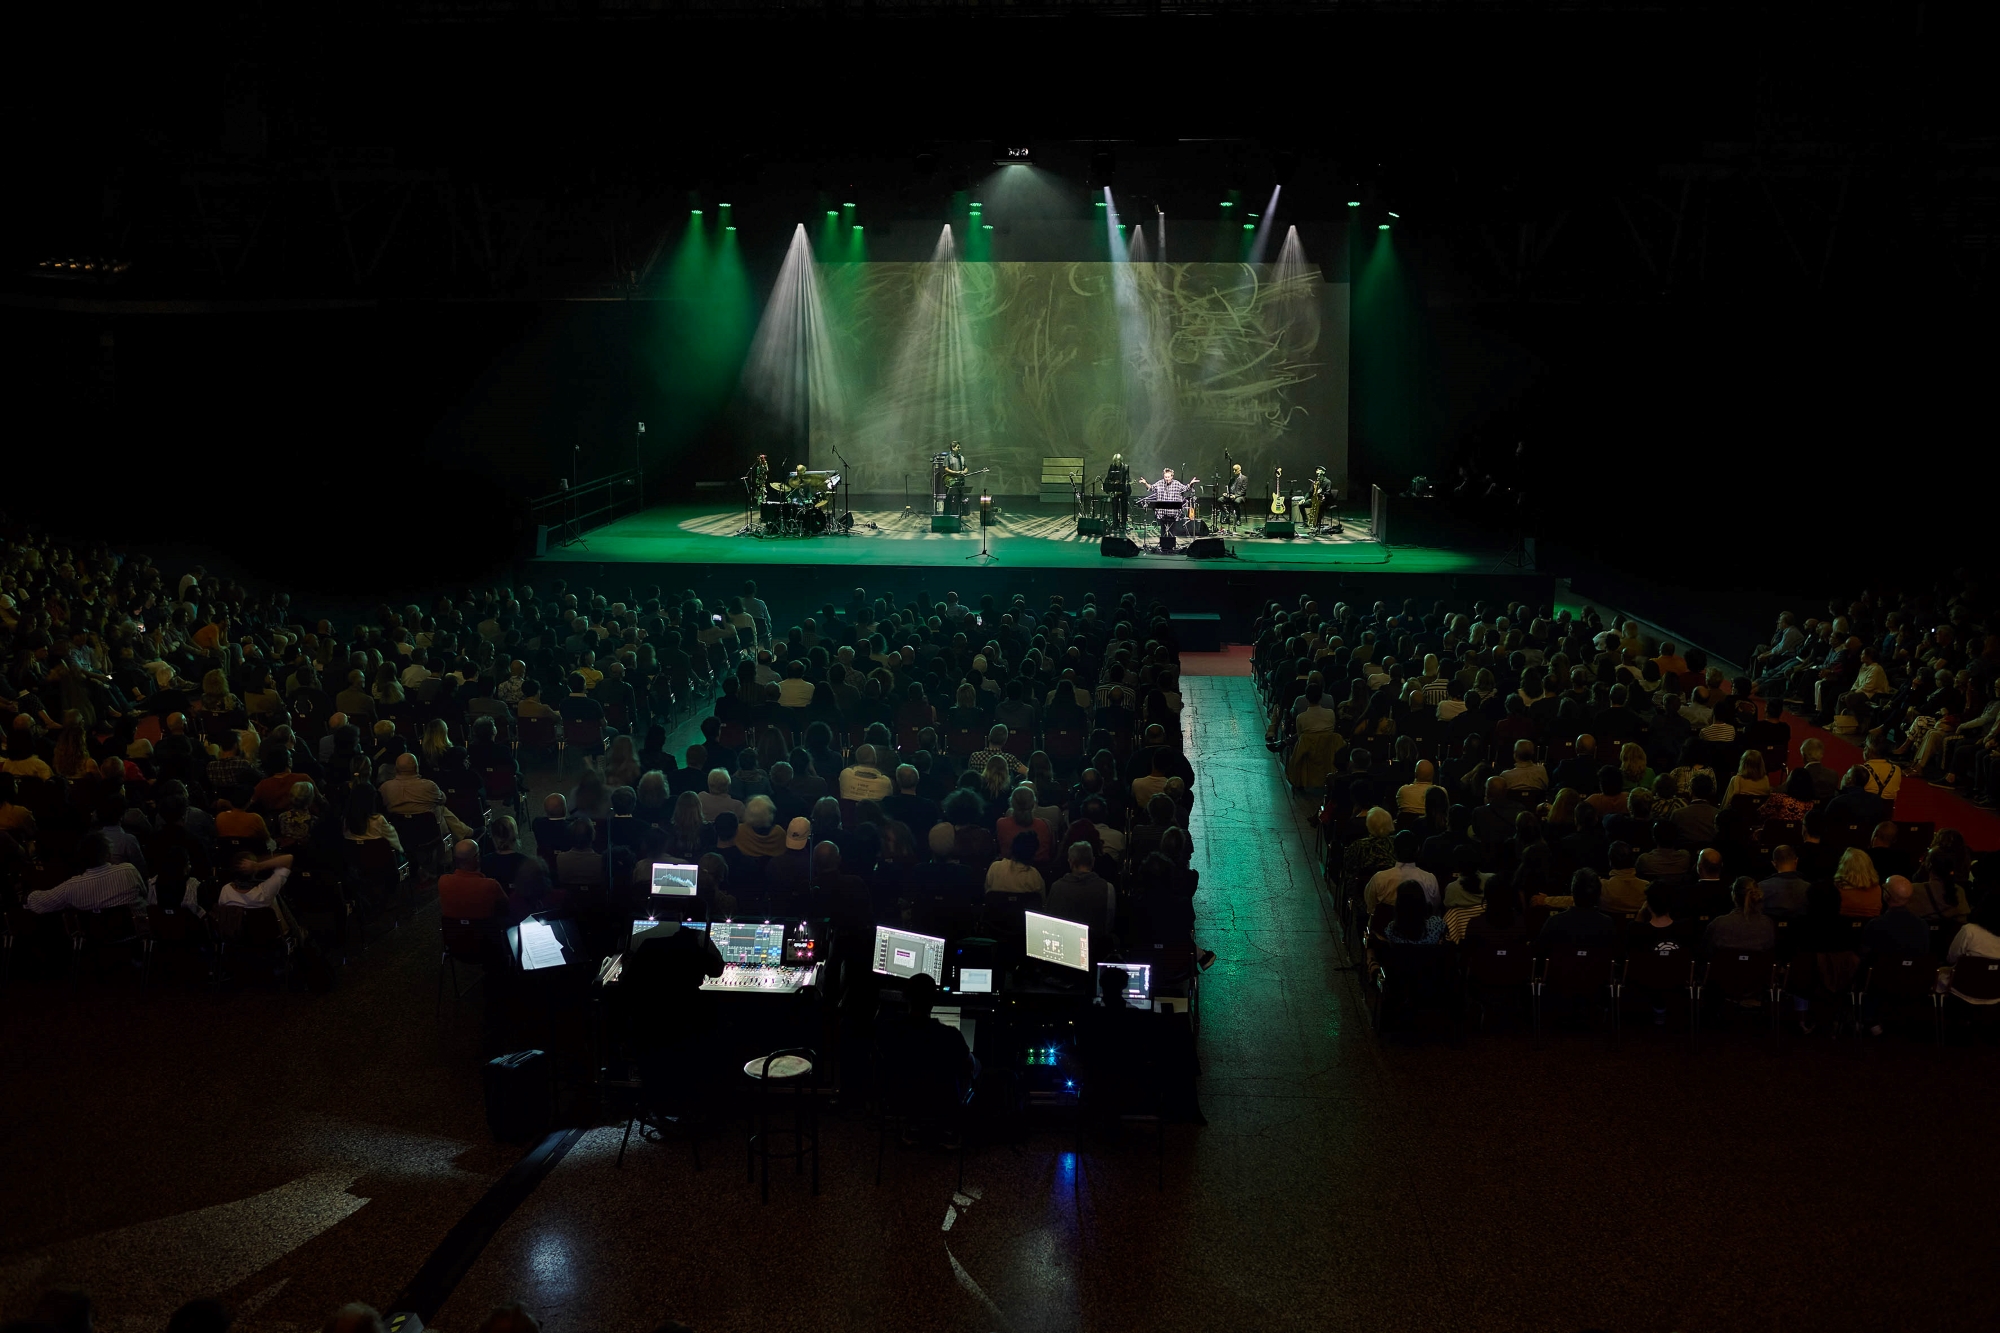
[
  {"left": 708, "top": 920, "right": 784, "bottom": 966},
  {"left": 871, "top": 926, "right": 946, "bottom": 982},
  {"left": 649, "top": 862, "right": 700, "bottom": 896},
  {"left": 784, "top": 922, "right": 818, "bottom": 964},
  {"left": 1025, "top": 911, "right": 1090, "bottom": 973},
  {"left": 956, "top": 966, "right": 994, "bottom": 995},
  {"left": 629, "top": 919, "right": 674, "bottom": 947},
  {"left": 1096, "top": 962, "right": 1151, "bottom": 1005}
]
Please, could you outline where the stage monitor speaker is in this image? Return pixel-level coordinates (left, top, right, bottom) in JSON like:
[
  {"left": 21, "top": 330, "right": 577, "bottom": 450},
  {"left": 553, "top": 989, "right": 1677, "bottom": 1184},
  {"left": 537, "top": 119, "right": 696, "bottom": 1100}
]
[
  {"left": 1076, "top": 517, "right": 1106, "bottom": 536},
  {"left": 931, "top": 514, "right": 962, "bottom": 533},
  {"left": 1185, "top": 536, "right": 1226, "bottom": 560},
  {"left": 1099, "top": 535, "right": 1140, "bottom": 558},
  {"left": 1262, "top": 520, "right": 1295, "bottom": 537}
]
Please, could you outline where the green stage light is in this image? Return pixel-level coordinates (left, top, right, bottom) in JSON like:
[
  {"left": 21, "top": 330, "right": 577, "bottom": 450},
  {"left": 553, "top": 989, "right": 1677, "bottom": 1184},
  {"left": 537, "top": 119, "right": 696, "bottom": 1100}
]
[
  {"left": 1388, "top": 211, "right": 1400, "bottom": 218},
  {"left": 1220, "top": 201, "right": 1232, "bottom": 207},
  {"left": 1348, "top": 200, "right": 1360, "bottom": 207},
  {"left": 726, "top": 225, "right": 736, "bottom": 231},
  {"left": 1378, "top": 223, "right": 1390, "bottom": 230},
  {"left": 852, "top": 224, "right": 862, "bottom": 230},
  {"left": 826, "top": 210, "right": 836, "bottom": 217},
  {"left": 1243, "top": 223, "right": 1254, "bottom": 230},
  {"left": 691, "top": 209, "right": 702, "bottom": 215},
  {"left": 843, "top": 202, "right": 855, "bottom": 208},
  {"left": 983, "top": 224, "right": 994, "bottom": 230}
]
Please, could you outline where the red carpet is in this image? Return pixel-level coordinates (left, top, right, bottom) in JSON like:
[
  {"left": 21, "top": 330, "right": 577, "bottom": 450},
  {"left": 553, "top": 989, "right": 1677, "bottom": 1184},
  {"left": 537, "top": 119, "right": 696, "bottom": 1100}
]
[{"left": 1779, "top": 709, "right": 2000, "bottom": 852}]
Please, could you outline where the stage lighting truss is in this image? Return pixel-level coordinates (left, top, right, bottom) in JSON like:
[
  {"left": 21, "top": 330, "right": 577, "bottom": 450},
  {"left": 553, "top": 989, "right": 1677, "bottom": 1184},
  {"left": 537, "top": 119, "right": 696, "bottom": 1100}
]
[{"left": 994, "top": 143, "right": 1033, "bottom": 165}]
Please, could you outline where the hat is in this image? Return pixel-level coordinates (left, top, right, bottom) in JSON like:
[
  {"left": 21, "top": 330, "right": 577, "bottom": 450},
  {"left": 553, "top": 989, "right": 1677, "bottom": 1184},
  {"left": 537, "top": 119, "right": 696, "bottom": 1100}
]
[{"left": 786, "top": 816, "right": 811, "bottom": 850}]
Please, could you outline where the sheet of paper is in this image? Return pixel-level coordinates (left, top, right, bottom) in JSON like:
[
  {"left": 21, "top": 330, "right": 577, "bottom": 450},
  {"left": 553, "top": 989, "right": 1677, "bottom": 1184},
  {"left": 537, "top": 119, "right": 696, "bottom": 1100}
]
[{"left": 519, "top": 919, "right": 566, "bottom": 971}]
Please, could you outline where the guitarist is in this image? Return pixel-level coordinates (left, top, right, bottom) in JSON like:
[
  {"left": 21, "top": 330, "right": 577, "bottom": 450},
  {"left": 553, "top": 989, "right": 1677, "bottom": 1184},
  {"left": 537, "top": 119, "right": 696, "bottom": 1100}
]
[
  {"left": 1103, "top": 453, "right": 1132, "bottom": 531},
  {"left": 942, "top": 440, "right": 970, "bottom": 515}
]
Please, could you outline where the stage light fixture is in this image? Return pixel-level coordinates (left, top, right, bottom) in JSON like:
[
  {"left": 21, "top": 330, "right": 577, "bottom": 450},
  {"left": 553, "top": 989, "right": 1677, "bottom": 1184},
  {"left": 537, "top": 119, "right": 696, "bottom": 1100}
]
[
  {"left": 1347, "top": 200, "right": 1360, "bottom": 208},
  {"left": 726, "top": 226, "right": 736, "bottom": 232},
  {"left": 983, "top": 224, "right": 994, "bottom": 230},
  {"left": 690, "top": 209, "right": 702, "bottom": 215},
  {"left": 1243, "top": 223, "right": 1254, "bottom": 230},
  {"left": 1378, "top": 223, "right": 1390, "bottom": 230},
  {"left": 843, "top": 202, "right": 855, "bottom": 208},
  {"left": 1388, "top": 211, "right": 1400, "bottom": 218},
  {"left": 826, "top": 210, "right": 837, "bottom": 216}
]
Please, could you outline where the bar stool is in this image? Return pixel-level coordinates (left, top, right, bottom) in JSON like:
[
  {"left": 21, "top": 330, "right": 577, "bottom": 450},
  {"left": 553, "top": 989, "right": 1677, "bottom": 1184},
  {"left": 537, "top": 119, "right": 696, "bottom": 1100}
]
[{"left": 744, "top": 1047, "right": 819, "bottom": 1202}]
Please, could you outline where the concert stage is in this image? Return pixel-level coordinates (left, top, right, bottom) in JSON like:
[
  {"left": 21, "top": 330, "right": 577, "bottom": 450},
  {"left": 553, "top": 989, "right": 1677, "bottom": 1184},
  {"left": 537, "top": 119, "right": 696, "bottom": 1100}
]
[{"left": 531, "top": 500, "right": 1551, "bottom": 632}]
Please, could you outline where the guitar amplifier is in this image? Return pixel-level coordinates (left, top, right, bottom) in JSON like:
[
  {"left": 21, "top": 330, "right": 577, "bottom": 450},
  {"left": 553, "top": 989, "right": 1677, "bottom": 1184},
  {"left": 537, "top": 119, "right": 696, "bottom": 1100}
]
[
  {"left": 1262, "top": 520, "right": 1296, "bottom": 537},
  {"left": 931, "top": 515, "right": 962, "bottom": 533}
]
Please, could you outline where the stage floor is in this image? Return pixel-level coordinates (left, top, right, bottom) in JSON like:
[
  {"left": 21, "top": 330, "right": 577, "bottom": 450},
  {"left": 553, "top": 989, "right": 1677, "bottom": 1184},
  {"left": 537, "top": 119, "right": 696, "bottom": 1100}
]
[{"left": 534, "top": 502, "right": 1518, "bottom": 574}]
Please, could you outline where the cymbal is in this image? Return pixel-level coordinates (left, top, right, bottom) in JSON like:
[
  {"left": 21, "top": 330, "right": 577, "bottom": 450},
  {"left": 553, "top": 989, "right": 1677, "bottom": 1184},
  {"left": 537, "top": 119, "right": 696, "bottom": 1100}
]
[{"left": 768, "top": 481, "right": 792, "bottom": 491}]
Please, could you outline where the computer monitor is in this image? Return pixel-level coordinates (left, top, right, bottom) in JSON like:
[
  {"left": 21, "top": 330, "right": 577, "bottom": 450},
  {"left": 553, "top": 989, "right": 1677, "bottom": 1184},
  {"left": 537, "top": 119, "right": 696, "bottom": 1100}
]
[
  {"left": 707, "top": 919, "right": 784, "bottom": 966},
  {"left": 649, "top": 862, "right": 699, "bottom": 896},
  {"left": 1024, "top": 910, "right": 1090, "bottom": 973},
  {"left": 629, "top": 918, "right": 674, "bottom": 948},
  {"left": 871, "top": 926, "right": 946, "bottom": 983},
  {"left": 1096, "top": 962, "right": 1152, "bottom": 1006},
  {"left": 956, "top": 966, "right": 994, "bottom": 995},
  {"left": 783, "top": 921, "right": 820, "bottom": 964}
]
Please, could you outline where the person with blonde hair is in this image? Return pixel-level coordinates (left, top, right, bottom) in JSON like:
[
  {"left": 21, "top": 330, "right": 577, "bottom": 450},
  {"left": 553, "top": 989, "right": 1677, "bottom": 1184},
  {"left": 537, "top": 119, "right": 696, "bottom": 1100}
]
[
  {"left": 1721, "top": 748, "right": 1771, "bottom": 806},
  {"left": 1834, "top": 846, "right": 1882, "bottom": 917},
  {"left": 1618, "top": 741, "right": 1654, "bottom": 792},
  {"left": 419, "top": 718, "right": 453, "bottom": 770}
]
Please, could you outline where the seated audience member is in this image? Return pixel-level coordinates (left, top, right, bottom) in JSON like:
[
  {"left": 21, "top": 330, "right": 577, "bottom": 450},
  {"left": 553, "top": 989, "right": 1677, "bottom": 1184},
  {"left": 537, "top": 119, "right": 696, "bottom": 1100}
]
[
  {"left": 26, "top": 831, "right": 145, "bottom": 913},
  {"left": 1944, "top": 893, "right": 2000, "bottom": 1006},
  {"left": 698, "top": 767, "right": 746, "bottom": 823},
  {"left": 1043, "top": 841, "right": 1118, "bottom": 942},
  {"left": 838, "top": 743, "right": 895, "bottom": 803},
  {"left": 1834, "top": 846, "right": 1882, "bottom": 917},
  {"left": 1759, "top": 845, "right": 1810, "bottom": 918},
  {"left": 440, "top": 839, "right": 509, "bottom": 919},
  {"left": 1600, "top": 841, "right": 1649, "bottom": 916},
  {"left": 1382, "top": 880, "right": 1445, "bottom": 946},
  {"left": 1537, "top": 869, "right": 1617, "bottom": 949},
  {"left": 1861, "top": 876, "right": 1930, "bottom": 957},
  {"left": 1704, "top": 876, "right": 1776, "bottom": 953},
  {"left": 1364, "top": 828, "right": 1439, "bottom": 912},
  {"left": 985, "top": 829, "right": 1047, "bottom": 903}
]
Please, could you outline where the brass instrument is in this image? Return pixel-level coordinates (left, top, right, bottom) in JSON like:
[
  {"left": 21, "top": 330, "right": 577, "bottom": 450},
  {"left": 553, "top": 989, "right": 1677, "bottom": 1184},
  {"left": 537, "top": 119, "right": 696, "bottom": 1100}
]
[{"left": 1306, "top": 486, "right": 1325, "bottom": 529}]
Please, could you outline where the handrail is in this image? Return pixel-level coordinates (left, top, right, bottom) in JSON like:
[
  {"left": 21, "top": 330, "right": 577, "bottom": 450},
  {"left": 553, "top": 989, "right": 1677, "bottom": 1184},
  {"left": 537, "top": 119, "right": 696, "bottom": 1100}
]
[{"left": 530, "top": 469, "right": 642, "bottom": 545}]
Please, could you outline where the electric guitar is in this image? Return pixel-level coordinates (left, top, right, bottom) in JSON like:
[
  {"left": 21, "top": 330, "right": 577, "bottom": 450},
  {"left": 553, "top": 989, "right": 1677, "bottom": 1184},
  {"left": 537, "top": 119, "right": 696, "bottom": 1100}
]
[{"left": 1270, "top": 466, "right": 1286, "bottom": 515}]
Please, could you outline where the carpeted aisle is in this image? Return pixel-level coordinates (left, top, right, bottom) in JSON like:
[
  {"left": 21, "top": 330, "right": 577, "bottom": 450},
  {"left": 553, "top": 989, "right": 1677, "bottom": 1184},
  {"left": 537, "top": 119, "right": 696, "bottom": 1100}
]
[{"left": 1779, "top": 709, "right": 2000, "bottom": 849}]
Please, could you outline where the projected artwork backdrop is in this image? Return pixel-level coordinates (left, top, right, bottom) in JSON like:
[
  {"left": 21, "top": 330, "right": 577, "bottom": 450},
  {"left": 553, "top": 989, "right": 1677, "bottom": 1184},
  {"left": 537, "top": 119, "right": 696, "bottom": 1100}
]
[{"left": 808, "top": 262, "right": 1347, "bottom": 498}]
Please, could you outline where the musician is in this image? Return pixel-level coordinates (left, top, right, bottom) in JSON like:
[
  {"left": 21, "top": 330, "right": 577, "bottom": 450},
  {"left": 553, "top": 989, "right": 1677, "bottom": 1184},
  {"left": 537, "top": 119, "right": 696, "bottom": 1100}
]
[
  {"left": 1137, "top": 468, "right": 1189, "bottom": 549},
  {"left": 1104, "top": 453, "right": 1132, "bottom": 530},
  {"left": 1308, "top": 467, "right": 1337, "bottom": 533},
  {"left": 1221, "top": 464, "right": 1247, "bottom": 532},
  {"left": 751, "top": 454, "right": 770, "bottom": 491},
  {"left": 943, "top": 441, "right": 969, "bottom": 515}
]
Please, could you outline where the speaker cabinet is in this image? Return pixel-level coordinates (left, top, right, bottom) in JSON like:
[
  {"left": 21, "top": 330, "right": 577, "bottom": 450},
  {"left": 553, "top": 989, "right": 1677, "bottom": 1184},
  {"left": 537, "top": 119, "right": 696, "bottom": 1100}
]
[
  {"left": 1262, "top": 520, "right": 1295, "bottom": 537},
  {"left": 930, "top": 514, "right": 962, "bottom": 533},
  {"left": 1185, "top": 536, "right": 1226, "bottom": 559},
  {"left": 1099, "top": 535, "right": 1140, "bottom": 558}
]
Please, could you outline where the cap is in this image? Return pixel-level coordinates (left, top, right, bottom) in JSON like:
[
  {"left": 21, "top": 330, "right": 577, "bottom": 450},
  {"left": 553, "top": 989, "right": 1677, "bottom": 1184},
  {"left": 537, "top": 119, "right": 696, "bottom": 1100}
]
[{"left": 785, "top": 817, "right": 811, "bottom": 850}]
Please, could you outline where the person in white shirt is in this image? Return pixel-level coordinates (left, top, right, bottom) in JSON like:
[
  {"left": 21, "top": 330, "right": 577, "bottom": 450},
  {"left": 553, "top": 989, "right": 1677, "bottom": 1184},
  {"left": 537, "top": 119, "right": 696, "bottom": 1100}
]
[
  {"left": 776, "top": 662, "right": 816, "bottom": 708},
  {"left": 1364, "top": 830, "right": 1441, "bottom": 912},
  {"left": 1396, "top": 761, "right": 1439, "bottom": 816},
  {"left": 219, "top": 852, "right": 294, "bottom": 912},
  {"left": 837, "top": 744, "right": 895, "bottom": 802},
  {"left": 26, "top": 833, "right": 145, "bottom": 914}
]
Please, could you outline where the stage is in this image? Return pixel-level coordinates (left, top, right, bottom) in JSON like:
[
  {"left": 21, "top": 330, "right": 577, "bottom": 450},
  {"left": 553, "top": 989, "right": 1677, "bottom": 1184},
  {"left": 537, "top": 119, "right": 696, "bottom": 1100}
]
[
  {"left": 532, "top": 500, "right": 1528, "bottom": 573},
  {"left": 528, "top": 499, "right": 1551, "bottom": 632}
]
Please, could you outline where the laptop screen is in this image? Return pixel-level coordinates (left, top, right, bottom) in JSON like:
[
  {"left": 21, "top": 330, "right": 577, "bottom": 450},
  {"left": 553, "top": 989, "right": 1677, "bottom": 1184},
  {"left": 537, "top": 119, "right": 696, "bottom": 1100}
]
[
  {"left": 872, "top": 926, "right": 946, "bottom": 982},
  {"left": 1025, "top": 910, "right": 1090, "bottom": 973},
  {"left": 649, "top": 862, "right": 700, "bottom": 896},
  {"left": 1096, "top": 962, "right": 1151, "bottom": 1005},
  {"left": 956, "top": 966, "right": 994, "bottom": 995}
]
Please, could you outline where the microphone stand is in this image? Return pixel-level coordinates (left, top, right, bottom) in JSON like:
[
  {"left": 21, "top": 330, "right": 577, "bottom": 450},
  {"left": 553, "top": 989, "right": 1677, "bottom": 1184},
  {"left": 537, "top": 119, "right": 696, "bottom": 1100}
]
[{"left": 831, "top": 446, "right": 854, "bottom": 535}]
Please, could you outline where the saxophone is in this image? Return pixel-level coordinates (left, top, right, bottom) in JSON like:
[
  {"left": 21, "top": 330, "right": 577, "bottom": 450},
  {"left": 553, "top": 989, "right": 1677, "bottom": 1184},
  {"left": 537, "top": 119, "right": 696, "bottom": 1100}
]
[
  {"left": 1269, "top": 466, "right": 1285, "bottom": 516},
  {"left": 1307, "top": 480, "right": 1325, "bottom": 529}
]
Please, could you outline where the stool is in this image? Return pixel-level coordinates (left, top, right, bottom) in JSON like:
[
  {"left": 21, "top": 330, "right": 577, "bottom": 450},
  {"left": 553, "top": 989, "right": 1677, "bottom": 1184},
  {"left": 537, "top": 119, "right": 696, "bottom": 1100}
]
[{"left": 744, "top": 1047, "right": 819, "bottom": 1202}]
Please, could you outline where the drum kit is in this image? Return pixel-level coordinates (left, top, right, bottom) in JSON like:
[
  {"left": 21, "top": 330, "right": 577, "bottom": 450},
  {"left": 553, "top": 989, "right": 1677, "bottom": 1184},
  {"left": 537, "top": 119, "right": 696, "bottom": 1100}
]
[{"left": 759, "top": 470, "right": 841, "bottom": 536}]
